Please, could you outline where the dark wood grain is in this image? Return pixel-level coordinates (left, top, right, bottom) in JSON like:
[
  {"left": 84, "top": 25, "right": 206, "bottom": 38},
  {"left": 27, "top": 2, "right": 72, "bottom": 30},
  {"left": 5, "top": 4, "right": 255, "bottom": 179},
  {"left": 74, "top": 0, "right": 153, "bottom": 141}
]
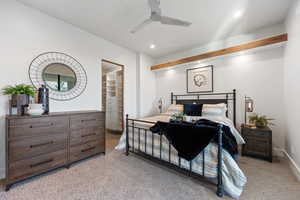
[
  {"left": 70, "top": 113, "right": 105, "bottom": 129},
  {"left": 241, "top": 125, "right": 272, "bottom": 162},
  {"left": 8, "top": 149, "right": 67, "bottom": 182},
  {"left": 5, "top": 111, "right": 105, "bottom": 190},
  {"left": 9, "top": 133, "right": 67, "bottom": 162},
  {"left": 69, "top": 140, "right": 105, "bottom": 163},
  {"left": 70, "top": 127, "right": 105, "bottom": 147},
  {"left": 8, "top": 116, "right": 68, "bottom": 140},
  {"left": 6, "top": 110, "right": 102, "bottom": 119}
]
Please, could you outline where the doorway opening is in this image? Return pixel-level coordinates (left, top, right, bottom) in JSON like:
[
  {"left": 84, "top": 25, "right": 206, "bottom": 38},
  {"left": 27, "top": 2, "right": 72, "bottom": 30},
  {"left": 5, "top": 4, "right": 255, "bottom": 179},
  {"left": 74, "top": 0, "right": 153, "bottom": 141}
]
[{"left": 101, "top": 59, "right": 124, "bottom": 152}]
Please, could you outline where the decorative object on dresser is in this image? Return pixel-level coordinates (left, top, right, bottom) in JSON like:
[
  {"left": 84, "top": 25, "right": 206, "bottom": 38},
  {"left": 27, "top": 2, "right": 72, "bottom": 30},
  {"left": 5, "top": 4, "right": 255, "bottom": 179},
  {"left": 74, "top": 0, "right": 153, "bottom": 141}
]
[
  {"left": 186, "top": 65, "right": 213, "bottom": 93},
  {"left": 2, "top": 84, "right": 36, "bottom": 115},
  {"left": 241, "top": 124, "right": 272, "bottom": 162},
  {"left": 244, "top": 96, "right": 254, "bottom": 125},
  {"left": 29, "top": 52, "right": 87, "bottom": 101},
  {"left": 27, "top": 104, "right": 44, "bottom": 116},
  {"left": 5, "top": 111, "right": 105, "bottom": 191},
  {"left": 37, "top": 85, "right": 49, "bottom": 114}
]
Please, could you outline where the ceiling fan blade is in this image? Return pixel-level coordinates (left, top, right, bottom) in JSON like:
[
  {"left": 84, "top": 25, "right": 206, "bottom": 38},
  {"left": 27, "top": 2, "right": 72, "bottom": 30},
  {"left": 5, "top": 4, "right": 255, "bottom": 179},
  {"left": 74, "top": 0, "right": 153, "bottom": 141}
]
[
  {"left": 130, "top": 19, "right": 153, "bottom": 34},
  {"left": 160, "top": 16, "right": 192, "bottom": 27},
  {"left": 148, "top": 0, "right": 161, "bottom": 15}
]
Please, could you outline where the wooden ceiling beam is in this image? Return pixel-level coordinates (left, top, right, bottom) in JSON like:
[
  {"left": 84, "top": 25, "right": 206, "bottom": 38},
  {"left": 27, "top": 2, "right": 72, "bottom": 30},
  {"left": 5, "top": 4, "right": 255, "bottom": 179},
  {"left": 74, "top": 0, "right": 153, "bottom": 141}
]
[{"left": 151, "top": 33, "right": 288, "bottom": 71}]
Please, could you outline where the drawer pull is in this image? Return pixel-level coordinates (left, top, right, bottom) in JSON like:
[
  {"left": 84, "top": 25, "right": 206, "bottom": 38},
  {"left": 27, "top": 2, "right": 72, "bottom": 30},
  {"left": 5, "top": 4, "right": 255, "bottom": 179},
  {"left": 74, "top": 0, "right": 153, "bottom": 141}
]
[
  {"left": 81, "top": 119, "right": 96, "bottom": 123},
  {"left": 30, "top": 123, "right": 54, "bottom": 129},
  {"left": 30, "top": 141, "right": 54, "bottom": 148},
  {"left": 81, "top": 146, "right": 96, "bottom": 153},
  {"left": 30, "top": 159, "right": 53, "bottom": 168},
  {"left": 81, "top": 133, "right": 97, "bottom": 138}
]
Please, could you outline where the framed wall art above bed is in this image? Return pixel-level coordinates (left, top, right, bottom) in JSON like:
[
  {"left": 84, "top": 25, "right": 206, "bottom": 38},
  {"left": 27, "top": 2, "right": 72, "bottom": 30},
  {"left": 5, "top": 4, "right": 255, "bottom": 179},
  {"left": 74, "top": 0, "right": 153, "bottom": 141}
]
[{"left": 186, "top": 65, "right": 213, "bottom": 93}]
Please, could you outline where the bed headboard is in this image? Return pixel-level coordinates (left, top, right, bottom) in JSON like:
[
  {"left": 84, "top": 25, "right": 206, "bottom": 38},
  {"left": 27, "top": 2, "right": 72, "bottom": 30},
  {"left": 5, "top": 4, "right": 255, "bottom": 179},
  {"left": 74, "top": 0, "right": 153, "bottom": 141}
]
[{"left": 171, "top": 89, "right": 236, "bottom": 126}]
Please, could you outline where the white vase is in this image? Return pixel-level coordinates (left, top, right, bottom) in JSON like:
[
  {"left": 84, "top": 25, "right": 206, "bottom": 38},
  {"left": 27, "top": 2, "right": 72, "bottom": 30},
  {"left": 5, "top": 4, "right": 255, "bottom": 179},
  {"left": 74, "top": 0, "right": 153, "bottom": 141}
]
[{"left": 28, "top": 104, "right": 44, "bottom": 115}]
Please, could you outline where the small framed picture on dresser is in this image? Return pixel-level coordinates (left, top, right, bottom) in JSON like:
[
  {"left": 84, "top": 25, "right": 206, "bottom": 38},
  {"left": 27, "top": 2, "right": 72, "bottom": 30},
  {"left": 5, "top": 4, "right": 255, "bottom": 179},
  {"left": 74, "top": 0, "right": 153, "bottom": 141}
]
[{"left": 186, "top": 65, "right": 213, "bottom": 93}]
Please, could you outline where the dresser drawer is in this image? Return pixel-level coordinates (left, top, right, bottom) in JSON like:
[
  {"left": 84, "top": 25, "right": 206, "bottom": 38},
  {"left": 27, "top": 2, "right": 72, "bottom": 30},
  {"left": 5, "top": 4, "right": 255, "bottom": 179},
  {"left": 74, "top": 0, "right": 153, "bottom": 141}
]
[
  {"left": 70, "top": 127, "right": 104, "bottom": 146},
  {"left": 8, "top": 149, "right": 67, "bottom": 182},
  {"left": 9, "top": 134, "right": 67, "bottom": 162},
  {"left": 70, "top": 113, "right": 104, "bottom": 129},
  {"left": 69, "top": 140, "right": 104, "bottom": 163},
  {"left": 8, "top": 116, "right": 68, "bottom": 139}
]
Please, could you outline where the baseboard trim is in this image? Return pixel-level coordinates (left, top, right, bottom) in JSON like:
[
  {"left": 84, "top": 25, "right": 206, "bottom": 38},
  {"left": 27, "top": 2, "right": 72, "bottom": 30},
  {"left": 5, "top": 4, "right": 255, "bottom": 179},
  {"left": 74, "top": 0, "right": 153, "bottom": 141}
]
[
  {"left": 282, "top": 149, "right": 300, "bottom": 181},
  {"left": 273, "top": 147, "right": 285, "bottom": 157}
]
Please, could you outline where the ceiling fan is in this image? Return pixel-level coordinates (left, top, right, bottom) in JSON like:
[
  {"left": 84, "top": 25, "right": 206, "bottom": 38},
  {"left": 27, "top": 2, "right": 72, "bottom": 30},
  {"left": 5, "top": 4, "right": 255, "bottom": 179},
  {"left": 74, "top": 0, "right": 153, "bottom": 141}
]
[{"left": 130, "top": 0, "right": 192, "bottom": 34}]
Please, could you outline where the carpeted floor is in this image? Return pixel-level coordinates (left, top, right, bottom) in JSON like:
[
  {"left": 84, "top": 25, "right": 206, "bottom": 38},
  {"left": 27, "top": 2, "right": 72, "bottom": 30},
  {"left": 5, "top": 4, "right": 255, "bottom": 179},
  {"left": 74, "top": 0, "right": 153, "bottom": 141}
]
[{"left": 0, "top": 136, "right": 300, "bottom": 200}]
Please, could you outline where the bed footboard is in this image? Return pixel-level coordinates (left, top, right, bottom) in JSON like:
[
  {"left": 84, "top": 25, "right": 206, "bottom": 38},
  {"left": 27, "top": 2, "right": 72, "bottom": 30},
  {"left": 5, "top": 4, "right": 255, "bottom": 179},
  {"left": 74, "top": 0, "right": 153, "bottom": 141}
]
[{"left": 125, "top": 114, "right": 224, "bottom": 198}]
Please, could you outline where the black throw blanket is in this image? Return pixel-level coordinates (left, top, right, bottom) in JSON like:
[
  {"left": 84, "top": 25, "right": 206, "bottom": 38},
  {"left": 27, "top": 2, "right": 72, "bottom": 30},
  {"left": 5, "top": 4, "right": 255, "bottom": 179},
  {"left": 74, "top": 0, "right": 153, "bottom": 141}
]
[{"left": 150, "top": 119, "right": 238, "bottom": 161}]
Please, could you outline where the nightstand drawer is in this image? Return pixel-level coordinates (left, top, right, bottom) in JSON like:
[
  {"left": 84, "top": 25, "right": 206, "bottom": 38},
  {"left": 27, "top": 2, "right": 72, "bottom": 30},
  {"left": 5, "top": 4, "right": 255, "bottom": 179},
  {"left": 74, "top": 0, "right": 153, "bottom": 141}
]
[
  {"left": 241, "top": 125, "right": 272, "bottom": 162},
  {"left": 243, "top": 129, "right": 270, "bottom": 139},
  {"left": 243, "top": 139, "right": 269, "bottom": 156},
  {"left": 243, "top": 133, "right": 269, "bottom": 142}
]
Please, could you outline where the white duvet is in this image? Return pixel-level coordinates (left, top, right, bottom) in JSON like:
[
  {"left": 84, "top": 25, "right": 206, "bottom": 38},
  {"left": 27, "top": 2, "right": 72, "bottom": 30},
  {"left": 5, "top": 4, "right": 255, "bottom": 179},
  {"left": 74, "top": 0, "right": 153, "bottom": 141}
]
[{"left": 116, "top": 114, "right": 247, "bottom": 199}]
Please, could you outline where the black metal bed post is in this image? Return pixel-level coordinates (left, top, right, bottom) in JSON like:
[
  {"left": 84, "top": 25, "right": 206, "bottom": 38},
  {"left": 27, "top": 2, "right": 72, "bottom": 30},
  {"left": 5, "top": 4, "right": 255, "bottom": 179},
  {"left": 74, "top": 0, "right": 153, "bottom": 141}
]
[
  {"left": 171, "top": 92, "right": 174, "bottom": 104},
  {"left": 225, "top": 94, "right": 229, "bottom": 118},
  {"left": 216, "top": 124, "right": 224, "bottom": 197},
  {"left": 233, "top": 89, "right": 236, "bottom": 126},
  {"left": 125, "top": 114, "right": 129, "bottom": 156}
]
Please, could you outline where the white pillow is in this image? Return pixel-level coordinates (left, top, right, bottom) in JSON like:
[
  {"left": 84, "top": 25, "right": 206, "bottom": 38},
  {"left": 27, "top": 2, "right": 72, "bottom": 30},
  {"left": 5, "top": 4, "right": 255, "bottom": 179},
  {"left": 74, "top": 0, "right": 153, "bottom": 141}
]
[
  {"left": 164, "top": 104, "right": 183, "bottom": 115},
  {"left": 202, "top": 103, "right": 227, "bottom": 117},
  {"left": 184, "top": 115, "right": 202, "bottom": 122}
]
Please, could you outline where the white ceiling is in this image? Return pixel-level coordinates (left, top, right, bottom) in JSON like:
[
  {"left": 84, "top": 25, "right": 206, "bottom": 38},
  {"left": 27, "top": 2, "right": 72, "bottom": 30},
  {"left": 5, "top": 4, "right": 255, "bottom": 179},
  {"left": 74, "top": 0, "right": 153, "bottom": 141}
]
[{"left": 17, "top": 0, "right": 293, "bottom": 58}]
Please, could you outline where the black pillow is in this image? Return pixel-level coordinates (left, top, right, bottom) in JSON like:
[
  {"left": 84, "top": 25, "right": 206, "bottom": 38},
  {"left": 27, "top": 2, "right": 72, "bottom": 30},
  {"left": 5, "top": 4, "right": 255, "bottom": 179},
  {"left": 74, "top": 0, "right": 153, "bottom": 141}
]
[{"left": 183, "top": 104, "right": 203, "bottom": 116}]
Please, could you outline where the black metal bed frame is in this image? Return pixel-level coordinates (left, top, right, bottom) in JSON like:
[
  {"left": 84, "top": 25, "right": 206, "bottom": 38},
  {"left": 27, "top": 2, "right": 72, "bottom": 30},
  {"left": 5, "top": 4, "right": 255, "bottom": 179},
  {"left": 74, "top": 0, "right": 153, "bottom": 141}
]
[{"left": 125, "top": 89, "right": 236, "bottom": 197}]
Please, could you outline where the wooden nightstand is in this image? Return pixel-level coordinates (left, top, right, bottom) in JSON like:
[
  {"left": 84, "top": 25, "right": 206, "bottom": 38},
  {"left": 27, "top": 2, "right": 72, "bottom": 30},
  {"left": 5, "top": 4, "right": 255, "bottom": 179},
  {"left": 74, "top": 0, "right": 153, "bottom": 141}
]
[{"left": 241, "top": 125, "right": 272, "bottom": 162}]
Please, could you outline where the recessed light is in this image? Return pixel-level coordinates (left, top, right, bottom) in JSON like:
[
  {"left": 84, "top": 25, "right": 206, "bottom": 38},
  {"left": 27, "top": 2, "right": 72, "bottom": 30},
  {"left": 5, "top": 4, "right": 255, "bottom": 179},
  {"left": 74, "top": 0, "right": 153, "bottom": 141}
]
[
  {"left": 150, "top": 44, "right": 156, "bottom": 49},
  {"left": 234, "top": 10, "right": 243, "bottom": 19}
]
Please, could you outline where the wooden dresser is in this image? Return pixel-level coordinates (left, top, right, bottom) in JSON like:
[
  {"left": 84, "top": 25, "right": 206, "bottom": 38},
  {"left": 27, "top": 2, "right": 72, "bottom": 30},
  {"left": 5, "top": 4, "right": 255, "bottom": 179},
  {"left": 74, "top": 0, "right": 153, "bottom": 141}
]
[
  {"left": 241, "top": 125, "right": 272, "bottom": 162},
  {"left": 5, "top": 111, "right": 105, "bottom": 190}
]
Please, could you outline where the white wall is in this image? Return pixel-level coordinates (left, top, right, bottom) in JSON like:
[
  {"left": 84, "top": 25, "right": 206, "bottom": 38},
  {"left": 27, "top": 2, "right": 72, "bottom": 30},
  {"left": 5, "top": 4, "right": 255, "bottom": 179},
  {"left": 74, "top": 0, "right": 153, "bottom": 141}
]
[
  {"left": 138, "top": 53, "right": 157, "bottom": 117},
  {"left": 0, "top": 0, "right": 139, "bottom": 178},
  {"left": 155, "top": 47, "right": 285, "bottom": 152},
  {"left": 284, "top": 0, "right": 300, "bottom": 177},
  {"left": 156, "top": 24, "right": 286, "bottom": 64}
]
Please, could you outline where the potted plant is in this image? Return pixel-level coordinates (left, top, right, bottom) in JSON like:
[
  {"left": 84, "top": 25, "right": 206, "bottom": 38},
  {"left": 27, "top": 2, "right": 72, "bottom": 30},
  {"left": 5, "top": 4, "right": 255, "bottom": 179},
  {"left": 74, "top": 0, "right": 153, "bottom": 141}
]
[
  {"left": 249, "top": 114, "right": 274, "bottom": 128},
  {"left": 170, "top": 113, "right": 185, "bottom": 122},
  {"left": 2, "top": 84, "right": 36, "bottom": 115}
]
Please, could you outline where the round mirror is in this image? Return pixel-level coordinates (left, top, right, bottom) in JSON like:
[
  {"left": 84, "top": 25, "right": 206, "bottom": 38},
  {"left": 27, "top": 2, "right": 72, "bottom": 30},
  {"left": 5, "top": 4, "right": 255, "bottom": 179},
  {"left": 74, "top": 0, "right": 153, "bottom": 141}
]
[
  {"left": 42, "top": 63, "right": 77, "bottom": 92},
  {"left": 29, "top": 52, "right": 87, "bottom": 101}
]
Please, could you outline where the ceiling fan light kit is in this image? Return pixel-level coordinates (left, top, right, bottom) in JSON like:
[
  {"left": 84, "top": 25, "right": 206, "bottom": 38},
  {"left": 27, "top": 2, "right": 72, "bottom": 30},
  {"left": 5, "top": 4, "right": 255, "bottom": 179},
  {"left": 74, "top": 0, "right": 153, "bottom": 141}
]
[{"left": 131, "top": 0, "right": 192, "bottom": 34}]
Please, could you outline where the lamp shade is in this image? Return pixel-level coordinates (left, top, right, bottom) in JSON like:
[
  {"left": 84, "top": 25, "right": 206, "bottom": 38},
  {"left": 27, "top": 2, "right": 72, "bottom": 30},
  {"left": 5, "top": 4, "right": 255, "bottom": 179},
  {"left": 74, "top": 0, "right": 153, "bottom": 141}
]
[{"left": 245, "top": 98, "right": 254, "bottom": 112}]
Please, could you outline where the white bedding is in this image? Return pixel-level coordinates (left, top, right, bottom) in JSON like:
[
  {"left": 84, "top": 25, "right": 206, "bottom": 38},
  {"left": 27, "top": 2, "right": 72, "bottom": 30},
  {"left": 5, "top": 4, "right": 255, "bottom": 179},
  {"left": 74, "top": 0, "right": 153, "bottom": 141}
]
[{"left": 116, "top": 114, "right": 247, "bottom": 198}]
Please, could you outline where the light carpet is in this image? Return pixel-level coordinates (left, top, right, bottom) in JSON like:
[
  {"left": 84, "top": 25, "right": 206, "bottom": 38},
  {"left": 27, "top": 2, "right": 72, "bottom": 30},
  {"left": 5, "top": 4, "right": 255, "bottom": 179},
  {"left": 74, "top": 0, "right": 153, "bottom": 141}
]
[{"left": 0, "top": 150, "right": 300, "bottom": 200}]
